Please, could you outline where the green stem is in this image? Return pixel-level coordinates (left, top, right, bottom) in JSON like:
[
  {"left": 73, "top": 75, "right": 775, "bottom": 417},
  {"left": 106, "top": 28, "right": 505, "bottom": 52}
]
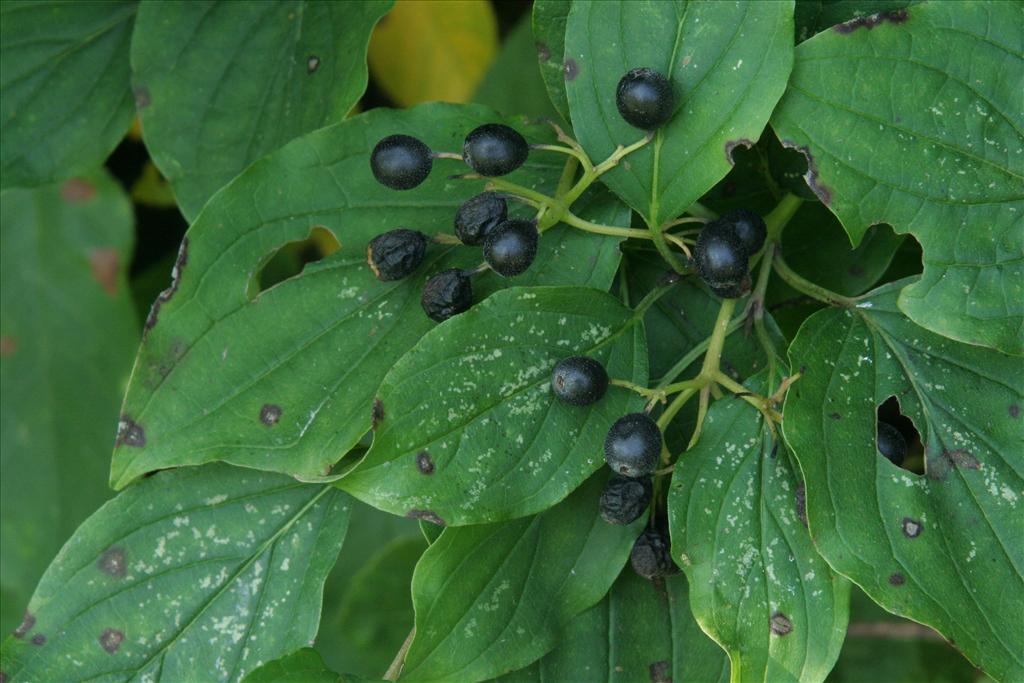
[
  {"left": 773, "top": 250, "right": 856, "bottom": 307},
  {"left": 685, "top": 201, "right": 718, "bottom": 221},
  {"left": 486, "top": 177, "right": 560, "bottom": 210},
  {"left": 699, "top": 298, "right": 738, "bottom": 378},
  {"left": 563, "top": 212, "right": 652, "bottom": 240},
  {"left": 763, "top": 192, "right": 803, "bottom": 242},
  {"left": 656, "top": 387, "right": 698, "bottom": 432},
  {"left": 655, "top": 314, "right": 746, "bottom": 389},
  {"left": 555, "top": 157, "right": 580, "bottom": 198},
  {"left": 631, "top": 274, "right": 681, "bottom": 320}
]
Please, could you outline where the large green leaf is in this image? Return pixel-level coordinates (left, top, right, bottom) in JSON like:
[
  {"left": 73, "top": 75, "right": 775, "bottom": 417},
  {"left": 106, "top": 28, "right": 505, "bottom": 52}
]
[
  {"left": 494, "top": 570, "right": 730, "bottom": 683},
  {"left": 398, "top": 475, "right": 643, "bottom": 683},
  {"left": 0, "top": 170, "right": 137, "bottom": 635},
  {"left": 669, "top": 371, "right": 850, "bottom": 683},
  {"left": 564, "top": 0, "right": 794, "bottom": 226},
  {"left": 131, "top": 0, "right": 391, "bottom": 220},
  {"left": 338, "top": 286, "right": 647, "bottom": 526},
  {"left": 794, "top": 1, "right": 914, "bottom": 42},
  {"left": 0, "top": 464, "right": 350, "bottom": 682},
  {"left": 771, "top": 1, "right": 1024, "bottom": 355},
  {"left": 243, "top": 649, "right": 374, "bottom": 683},
  {"left": 531, "top": 0, "right": 572, "bottom": 123},
  {"left": 474, "top": 15, "right": 559, "bottom": 121},
  {"left": 111, "top": 103, "right": 630, "bottom": 489},
  {"left": 0, "top": 1, "right": 136, "bottom": 189},
  {"left": 783, "top": 279, "right": 1024, "bottom": 681}
]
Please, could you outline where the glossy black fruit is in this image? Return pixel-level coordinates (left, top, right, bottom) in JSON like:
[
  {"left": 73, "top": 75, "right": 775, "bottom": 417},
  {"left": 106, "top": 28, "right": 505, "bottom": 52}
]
[
  {"left": 454, "top": 192, "right": 507, "bottom": 245},
  {"left": 551, "top": 356, "right": 608, "bottom": 406},
  {"left": 616, "top": 68, "right": 675, "bottom": 130},
  {"left": 722, "top": 209, "right": 767, "bottom": 255},
  {"left": 877, "top": 421, "right": 908, "bottom": 466},
  {"left": 367, "top": 229, "right": 428, "bottom": 281},
  {"left": 604, "top": 412, "right": 662, "bottom": 478},
  {"left": 421, "top": 269, "right": 473, "bottom": 322},
  {"left": 370, "top": 134, "right": 432, "bottom": 190},
  {"left": 708, "top": 273, "right": 752, "bottom": 300},
  {"left": 599, "top": 474, "right": 653, "bottom": 525},
  {"left": 630, "top": 529, "right": 677, "bottom": 580},
  {"left": 462, "top": 124, "right": 529, "bottom": 176},
  {"left": 695, "top": 223, "right": 749, "bottom": 288},
  {"left": 483, "top": 219, "right": 538, "bottom": 277}
]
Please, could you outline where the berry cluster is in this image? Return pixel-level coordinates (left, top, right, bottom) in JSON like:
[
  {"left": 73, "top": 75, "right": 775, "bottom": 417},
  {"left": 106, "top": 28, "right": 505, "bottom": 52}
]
[
  {"left": 550, "top": 355, "right": 676, "bottom": 580},
  {"left": 693, "top": 209, "right": 767, "bottom": 298},
  {"left": 368, "top": 124, "right": 539, "bottom": 322}
]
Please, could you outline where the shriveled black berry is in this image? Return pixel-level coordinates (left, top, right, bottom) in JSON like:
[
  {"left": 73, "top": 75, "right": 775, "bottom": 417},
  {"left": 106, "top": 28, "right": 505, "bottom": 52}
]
[
  {"left": 616, "top": 68, "right": 674, "bottom": 130},
  {"left": 604, "top": 412, "right": 661, "bottom": 478},
  {"left": 708, "top": 273, "right": 752, "bottom": 300},
  {"left": 551, "top": 356, "right": 608, "bottom": 406},
  {"left": 877, "top": 421, "right": 908, "bottom": 466},
  {"left": 599, "top": 474, "right": 653, "bottom": 525},
  {"left": 462, "top": 124, "right": 529, "bottom": 176},
  {"left": 370, "top": 134, "right": 433, "bottom": 190},
  {"left": 722, "top": 209, "right": 767, "bottom": 255},
  {"left": 455, "top": 192, "right": 507, "bottom": 246},
  {"left": 630, "top": 529, "right": 677, "bottom": 580},
  {"left": 421, "top": 269, "right": 473, "bottom": 322},
  {"left": 367, "top": 229, "right": 428, "bottom": 281},
  {"left": 695, "top": 222, "right": 749, "bottom": 288},
  {"left": 483, "top": 219, "right": 538, "bottom": 277}
]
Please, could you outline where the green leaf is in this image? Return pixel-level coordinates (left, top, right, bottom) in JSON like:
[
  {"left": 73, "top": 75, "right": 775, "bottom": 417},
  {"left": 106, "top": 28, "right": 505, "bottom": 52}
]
[
  {"left": 531, "top": 0, "right": 572, "bottom": 123},
  {"left": 564, "top": 0, "right": 794, "bottom": 226},
  {"left": 243, "top": 649, "right": 352, "bottom": 683},
  {"left": 0, "top": 170, "right": 137, "bottom": 635},
  {"left": 131, "top": 0, "right": 391, "bottom": 220},
  {"left": 111, "top": 103, "right": 630, "bottom": 489},
  {"left": 399, "top": 474, "right": 643, "bottom": 683},
  {"left": 0, "top": 464, "right": 351, "bottom": 682},
  {"left": 0, "top": 1, "right": 136, "bottom": 189},
  {"left": 669, "top": 370, "right": 850, "bottom": 683},
  {"left": 782, "top": 279, "right": 1024, "bottom": 681},
  {"left": 338, "top": 286, "right": 647, "bottom": 526},
  {"left": 771, "top": 1, "right": 1024, "bottom": 355},
  {"left": 474, "top": 15, "right": 559, "bottom": 121},
  {"left": 493, "top": 570, "right": 730, "bottom": 683}
]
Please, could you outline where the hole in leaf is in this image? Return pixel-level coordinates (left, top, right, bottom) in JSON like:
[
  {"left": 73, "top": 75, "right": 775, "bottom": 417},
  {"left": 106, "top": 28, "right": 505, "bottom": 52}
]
[
  {"left": 249, "top": 226, "right": 340, "bottom": 297},
  {"left": 877, "top": 396, "right": 923, "bottom": 475},
  {"left": 878, "top": 231, "right": 923, "bottom": 282}
]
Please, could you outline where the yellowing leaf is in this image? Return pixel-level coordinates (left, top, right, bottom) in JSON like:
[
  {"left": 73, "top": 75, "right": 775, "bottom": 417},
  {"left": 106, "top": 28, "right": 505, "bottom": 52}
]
[{"left": 369, "top": 0, "right": 497, "bottom": 106}]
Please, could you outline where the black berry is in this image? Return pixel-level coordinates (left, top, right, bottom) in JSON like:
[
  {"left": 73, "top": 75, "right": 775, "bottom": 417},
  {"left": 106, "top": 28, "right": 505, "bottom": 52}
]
[
  {"left": 483, "top": 219, "right": 538, "bottom": 277},
  {"left": 630, "top": 529, "right": 677, "bottom": 580},
  {"left": 604, "top": 412, "right": 662, "bottom": 478},
  {"left": 551, "top": 356, "right": 608, "bottom": 406},
  {"left": 599, "top": 474, "right": 653, "bottom": 525},
  {"left": 722, "top": 209, "right": 767, "bottom": 255},
  {"left": 708, "top": 273, "right": 752, "bottom": 300},
  {"left": 877, "top": 421, "right": 908, "bottom": 466},
  {"left": 616, "top": 68, "right": 675, "bottom": 130},
  {"left": 421, "top": 269, "right": 473, "bottom": 322},
  {"left": 462, "top": 124, "right": 529, "bottom": 176},
  {"left": 367, "top": 229, "right": 428, "bottom": 281},
  {"left": 695, "top": 222, "right": 749, "bottom": 288},
  {"left": 370, "top": 134, "right": 433, "bottom": 190},
  {"left": 455, "top": 192, "right": 507, "bottom": 246}
]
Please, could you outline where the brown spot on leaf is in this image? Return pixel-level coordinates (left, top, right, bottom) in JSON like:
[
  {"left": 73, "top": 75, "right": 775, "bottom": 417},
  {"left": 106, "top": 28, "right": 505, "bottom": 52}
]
[
  {"left": 416, "top": 451, "right": 435, "bottom": 475},
  {"left": 725, "top": 138, "right": 754, "bottom": 165},
  {"left": 307, "top": 55, "right": 320, "bottom": 73},
  {"left": 99, "top": 628, "right": 124, "bottom": 654},
  {"left": 889, "top": 572, "right": 906, "bottom": 586},
  {"left": 649, "top": 660, "right": 671, "bottom": 683},
  {"left": 13, "top": 611, "right": 35, "bottom": 638},
  {"left": 944, "top": 449, "right": 980, "bottom": 470},
  {"left": 1, "top": 670, "right": 8, "bottom": 683},
  {"left": 372, "top": 399, "right": 385, "bottom": 429},
  {"left": 260, "top": 404, "right": 282, "bottom": 426},
  {"left": 61, "top": 178, "right": 96, "bottom": 203},
  {"left": 116, "top": 416, "right": 146, "bottom": 448},
  {"left": 31, "top": 634, "right": 45, "bottom": 646},
  {"left": 0, "top": 336, "right": 15, "bottom": 358},
  {"left": 795, "top": 483, "right": 808, "bottom": 526},
  {"left": 834, "top": 9, "right": 909, "bottom": 34},
  {"left": 828, "top": 412, "right": 842, "bottom": 420},
  {"left": 780, "top": 141, "right": 832, "bottom": 205},
  {"left": 98, "top": 546, "right": 126, "bottom": 577},
  {"left": 770, "top": 612, "right": 793, "bottom": 636},
  {"left": 901, "top": 517, "right": 922, "bottom": 538},
  {"left": 407, "top": 509, "right": 445, "bottom": 526},
  {"left": 144, "top": 237, "right": 189, "bottom": 332},
  {"left": 564, "top": 58, "right": 578, "bottom": 81},
  {"left": 536, "top": 41, "right": 550, "bottom": 62},
  {"left": 1010, "top": 404, "right": 1020, "bottom": 418},
  {"left": 89, "top": 248, "right": 120, "bottom": 297},
  {"left": 133, "top": 85, "right": 151, "bottom": 109}
]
